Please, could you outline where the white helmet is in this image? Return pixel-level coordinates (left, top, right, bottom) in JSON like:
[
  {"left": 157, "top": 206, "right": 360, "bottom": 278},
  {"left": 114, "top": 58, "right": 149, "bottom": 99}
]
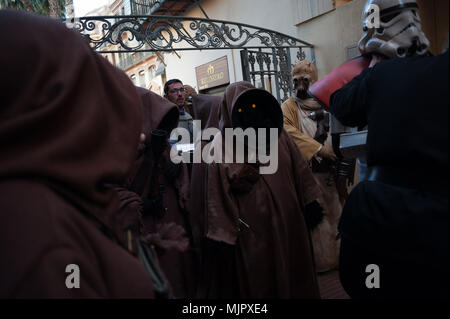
[{"left": 358, "top": 0, "right": 430, "bottom": 58}]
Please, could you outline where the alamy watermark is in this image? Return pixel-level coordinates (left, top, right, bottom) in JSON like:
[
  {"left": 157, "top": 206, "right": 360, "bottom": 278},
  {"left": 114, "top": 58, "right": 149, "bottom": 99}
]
[
  {"left": 169, "top": 120, "right": 279, "bottom": 175},
  {"left": 365, "top": 264, "right": 380, "bottom": 289},
  {"left": 65, "top": 264, "right": 80, "bottom": 289}
]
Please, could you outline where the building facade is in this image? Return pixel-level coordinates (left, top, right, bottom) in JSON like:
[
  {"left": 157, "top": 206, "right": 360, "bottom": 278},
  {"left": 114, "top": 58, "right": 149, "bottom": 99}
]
[
  {"left": 100, "top": 0, "right": 166, "bottom": 95},
  {"left": 152, "top": 0, "right": 448, "bottom": 94},
  {"left": 82, "top": 0, "right": 448, "bottom": 97}
]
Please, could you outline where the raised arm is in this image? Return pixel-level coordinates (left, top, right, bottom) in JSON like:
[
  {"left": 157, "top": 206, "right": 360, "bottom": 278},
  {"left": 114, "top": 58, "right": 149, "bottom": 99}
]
[{"left": 329, "top": 68, "right": 371, "bottom": 128}]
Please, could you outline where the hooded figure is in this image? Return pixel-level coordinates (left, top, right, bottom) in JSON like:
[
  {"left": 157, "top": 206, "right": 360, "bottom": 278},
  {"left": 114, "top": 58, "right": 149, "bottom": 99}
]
[
  {"left": 187, "top": 94, "right": 222, "bottom": 293},
  {"left": 0, "top": 10, "right": 154, "bottom": 298},
  {"left": 192, "top": 82, "right": 322, "bottom": 298},
  {"left": 117, "top": 88, "right": 197, "bottom": 299},
  {"left": 191, "top": 93, "right": 222, "bottom": 133},
  {"left": 281, "top": 60, "right": 343, "bottom": 272}
]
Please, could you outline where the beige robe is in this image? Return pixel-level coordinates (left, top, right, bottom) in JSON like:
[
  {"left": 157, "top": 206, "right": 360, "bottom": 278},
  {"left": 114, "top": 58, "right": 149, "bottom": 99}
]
[{"left": 282, "top": 97, "right": 342, "bottom": 272}]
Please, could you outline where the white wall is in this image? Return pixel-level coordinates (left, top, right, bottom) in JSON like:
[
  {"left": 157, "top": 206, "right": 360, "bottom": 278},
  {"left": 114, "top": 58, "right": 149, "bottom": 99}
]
[
  {"left": 294, "top": 0, "right": 366, "bottom": 77},
  {"left": 163, "top": 0, "right": 304, "bottom": 91},
  {"left": 163, "top": 0, "right": 367, "bottom": 90}
]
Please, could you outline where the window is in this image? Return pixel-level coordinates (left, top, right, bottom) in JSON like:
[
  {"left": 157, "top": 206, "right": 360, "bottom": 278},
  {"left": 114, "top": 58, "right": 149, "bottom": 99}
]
[
  {"left": 139, "top": 70, "right": 146, "bottom": 87},
  {"left": 148, "top": 65, "right": 156, "bottom": 81},
  {"left": 297, "top": 0, "right": 353, "bottom": 24},
  {"left": 130, "top": 74, "right": 136, "bottom": 84},
  {"left": 123, "top": 0, "right": 132, "bottom": 15},
  {"left": 297, "top": 0, "right": 334, "bottom": 23}
]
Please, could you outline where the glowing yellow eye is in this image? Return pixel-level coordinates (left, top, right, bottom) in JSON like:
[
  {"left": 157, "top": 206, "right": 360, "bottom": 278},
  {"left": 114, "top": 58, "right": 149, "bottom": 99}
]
[
  {"left": 238, "top": 108, "right": 242, "bottom": 113},
  {"left": 252, "top": 104, "right": 256, "bottom": 108}
]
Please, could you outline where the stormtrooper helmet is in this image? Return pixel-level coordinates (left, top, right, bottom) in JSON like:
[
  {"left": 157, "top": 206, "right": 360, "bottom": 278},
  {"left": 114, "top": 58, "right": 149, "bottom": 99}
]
[{"left": 358, "top": 0, "right": 430, "bottom": 58}]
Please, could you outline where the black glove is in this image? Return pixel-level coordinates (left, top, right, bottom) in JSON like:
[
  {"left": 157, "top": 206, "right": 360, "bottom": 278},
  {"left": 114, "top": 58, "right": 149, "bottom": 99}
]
[
  {"left": 303, "top": 200, "right": 325, "bottom": 231},
  {"left": 314, "top": 119, "right": 329, "bottom": 144}
]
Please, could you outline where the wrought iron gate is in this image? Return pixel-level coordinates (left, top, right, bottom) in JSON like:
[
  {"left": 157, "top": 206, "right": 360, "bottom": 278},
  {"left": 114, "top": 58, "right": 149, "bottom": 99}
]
[
  {"left": 241, "top": 48, "right": 294, "bottom": 103},
  {"left": 65, "top": 14, "right": 314, "bottom": 103}
]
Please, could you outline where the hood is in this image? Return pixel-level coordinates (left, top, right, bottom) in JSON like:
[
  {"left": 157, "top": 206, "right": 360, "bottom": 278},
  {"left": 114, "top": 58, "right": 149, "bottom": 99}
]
[
  {"left": 191, "top": 93, "right": 222, "bottom": 131},
  {"left": 136, "top": 87, "right": 179, "bottom": 137},
  {"left": 0, "top": 9, "right": 142, "bottom": 233},
  {"left": 219, "top": 82, "right": 283, "bottom": 134}
]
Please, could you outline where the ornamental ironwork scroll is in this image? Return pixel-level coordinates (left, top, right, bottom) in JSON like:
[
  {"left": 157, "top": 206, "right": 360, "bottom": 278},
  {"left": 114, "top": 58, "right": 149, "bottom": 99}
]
[
  {"left": 64, "top": 15, "right": 314, "bottom": 53},
  {"left": 241, "top": 47, "right": 303, "bottom": 103}
]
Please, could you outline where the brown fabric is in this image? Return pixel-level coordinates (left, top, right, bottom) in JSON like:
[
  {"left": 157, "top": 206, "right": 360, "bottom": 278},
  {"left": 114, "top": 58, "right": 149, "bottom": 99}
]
[
  {"left": 0, "top": 181, "right": 155, "bottom": 298},
  {"left": 0, "top": 12, "right": 141, "bottom": 236},
  {"left": 117, "top": 88, "right": 179, "bottom": 203},
  {"left": 137, "top": 86, "right": 179, "bottom": 138},
  {"left": 194, "top": 82, "right": 322, "bottom": 298},
  {"left": 218, "top": 81, "right": 254, "bottom": 132},
  {"left": 142, "top": 155, "right": 197, "bottom": 299},
  {"left": 282, "top": 97, "right": 343, "bottom": 272},
  {"left": 293, "top": 95, "right": 322, "bottom": 111},
  {"left": 191, "top": 93, "right": 222, "bottom": 131},
  {"left": 117, "top": 87, "right": 197, "bottom": 298},
  {"left": 0, "top": 10, "right": 154, "bottom": 297},
  {"left": 188, "top": 94, "right": 222, "bottom": 255},
  {"left": 310, "top": 171, "right": 342, "bottom": 272},
  {"left": 282, "top": 97, "right": 322, "bottom": 161},
  {"left": 115, "top": 185, "right": 145, "bottom": 249}
]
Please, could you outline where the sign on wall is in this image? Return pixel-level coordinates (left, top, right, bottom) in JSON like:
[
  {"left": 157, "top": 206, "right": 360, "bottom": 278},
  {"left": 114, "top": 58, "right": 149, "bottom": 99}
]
[{"left": 195, "top": 56, "right": 230, "bottom": 91}]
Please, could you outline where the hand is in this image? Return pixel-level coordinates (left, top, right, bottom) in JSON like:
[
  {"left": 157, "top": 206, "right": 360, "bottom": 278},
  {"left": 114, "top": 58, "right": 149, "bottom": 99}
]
[
  {"left": 369, "top": 55, "right": 383, "bottom": 68},
  {"left": 318, "top": 145, "right": 337, "bottom": 161},
  {"left": 137, "top": 133, "right": 146, "bottom": 152}
]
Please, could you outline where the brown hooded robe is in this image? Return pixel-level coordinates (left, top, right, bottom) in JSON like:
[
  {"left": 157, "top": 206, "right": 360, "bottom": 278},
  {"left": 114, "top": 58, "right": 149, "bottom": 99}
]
[
  {"left": 187, "top": 94, "right": 223, "bottom": 297},
  {"left": 117, "top": 88, "right": 197, "bottom": 298},
  {"left": 193, "top": 82, "right": 322, "bottom": 298},
  {"left": 0, "top": 10, "right": 154, "bottom": 298}
]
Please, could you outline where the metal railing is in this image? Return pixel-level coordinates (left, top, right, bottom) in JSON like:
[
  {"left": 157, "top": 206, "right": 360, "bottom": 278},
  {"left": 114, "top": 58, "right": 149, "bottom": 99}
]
[{"left": 68, "top": 15, "right": 314, "bottom": 53}]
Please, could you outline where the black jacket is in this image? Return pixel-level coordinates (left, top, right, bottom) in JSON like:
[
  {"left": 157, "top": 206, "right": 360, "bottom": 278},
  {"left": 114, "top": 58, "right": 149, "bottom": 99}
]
[
  {"left": 330, "top": 51, "right": 449, "bottom": 184},
  {"left": 329, "top": 51, "right": 449, "bottom": 298}
]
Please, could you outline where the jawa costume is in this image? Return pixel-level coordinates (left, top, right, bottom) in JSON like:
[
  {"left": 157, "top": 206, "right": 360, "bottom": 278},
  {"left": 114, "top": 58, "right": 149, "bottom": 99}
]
[
  {"left": 329, "top": 0, "right": 448, "bottom": 298},
  {"left": 187, "top": 93, "right": 224, "bottom": 297},
  {"left": 191, "top": 82, "right": 323, "bottom": 298},
  {"left": 117, "top": 88, "right": 197, "bottom": 299},
  {"left": 282, "top": 61, "right": 342, "bottom": 273},
  {"left": 188, "top": 94, "right": 222, "bottom": 248},
  {"left": 190, "top": 93, "right": 222, "bottom": 132},
  {"left": 0, "top": 10, "right": 155, "bottom": 298}
]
